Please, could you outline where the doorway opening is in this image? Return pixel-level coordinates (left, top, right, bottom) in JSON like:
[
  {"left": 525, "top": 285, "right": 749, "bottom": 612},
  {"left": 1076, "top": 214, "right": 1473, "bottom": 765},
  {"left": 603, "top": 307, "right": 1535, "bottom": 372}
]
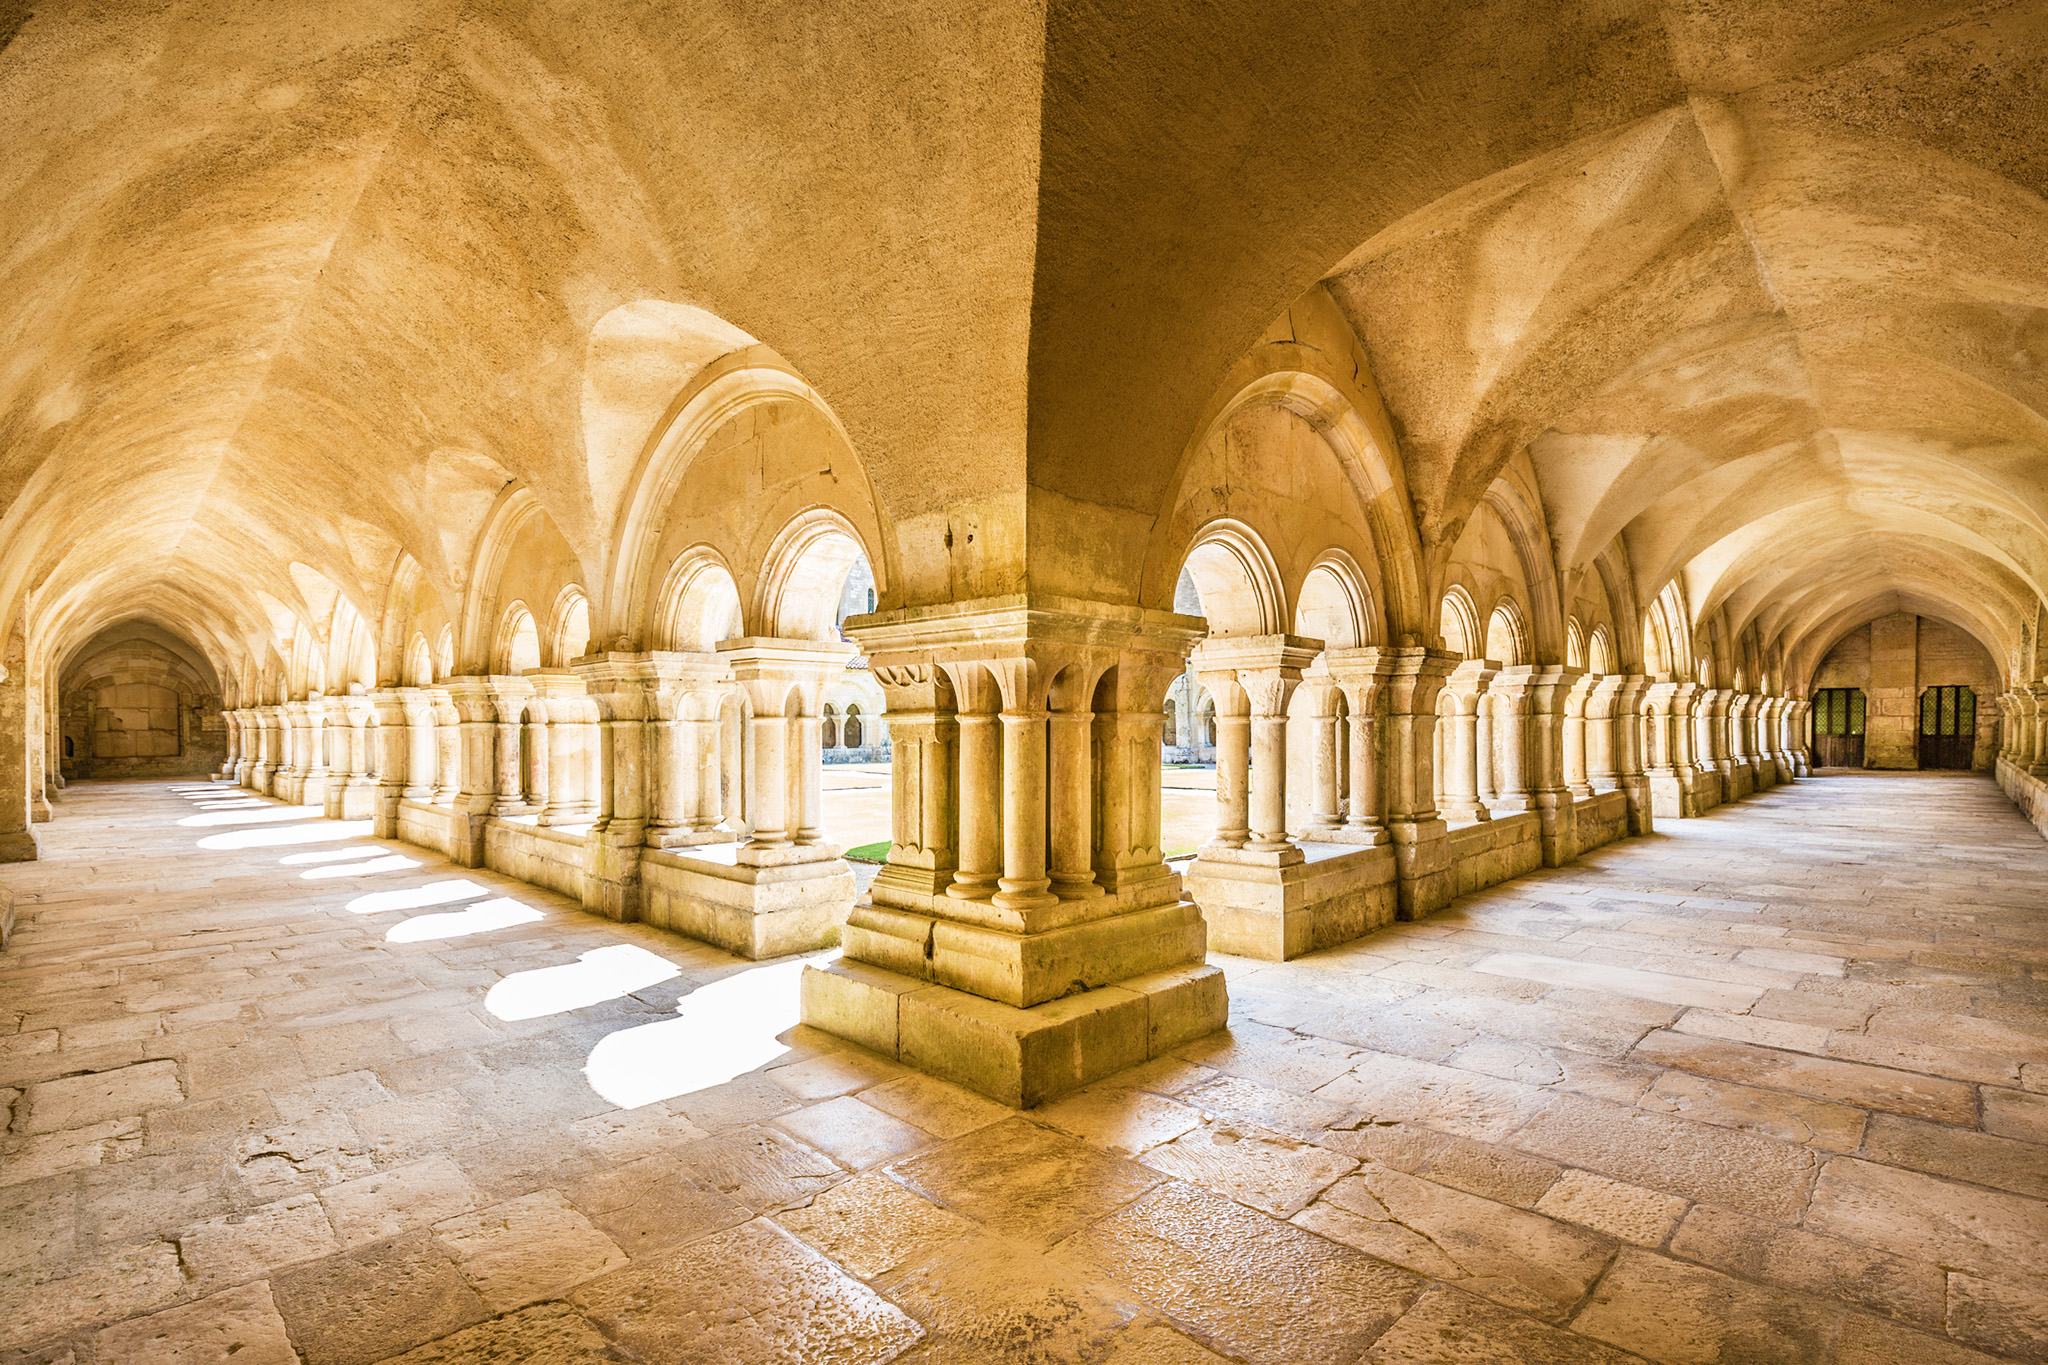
[
  {"left": 1917, "top": 685, "right": 1975, "bottom": 770},
  {"left": 1812, "top": 688, "right": 1866, "bottom": 768}
]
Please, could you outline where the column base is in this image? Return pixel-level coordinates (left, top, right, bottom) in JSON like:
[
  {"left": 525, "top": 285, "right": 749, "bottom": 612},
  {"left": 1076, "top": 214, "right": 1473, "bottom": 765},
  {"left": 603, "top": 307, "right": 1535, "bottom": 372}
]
[
  {"left": 0, "top": 887, "right": 13, "bottom": 945},
  {"left": 844, "top": 887, "right": 1207, "bottom": 1009},
  {"left": 640, "top": 844, "right": 855, "bottom": 959},
  {"left": 800, "top": 958, "right": 1227, "bottom": 1108},
  {"left": 1186, "top": 842, "right": 1396, "bottom": 960},
  {"left": 0, "top": 829, "right": 38, "bottom": 864},
  {"left": 1649, "top": 770, "right": 1706, "bottom": 819},
  {"left": 1389, "top": 817, "right": 1454, "bottom": 920}
]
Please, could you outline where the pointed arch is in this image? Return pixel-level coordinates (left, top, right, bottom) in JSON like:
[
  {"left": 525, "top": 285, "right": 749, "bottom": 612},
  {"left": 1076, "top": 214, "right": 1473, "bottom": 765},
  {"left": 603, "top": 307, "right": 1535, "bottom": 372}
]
[
  {"left": 1440, "top": 585, "right": 1481, "bottom": 659},
  {"left": 1182, "top": 520, "right": 1288, "bottom": 637}
]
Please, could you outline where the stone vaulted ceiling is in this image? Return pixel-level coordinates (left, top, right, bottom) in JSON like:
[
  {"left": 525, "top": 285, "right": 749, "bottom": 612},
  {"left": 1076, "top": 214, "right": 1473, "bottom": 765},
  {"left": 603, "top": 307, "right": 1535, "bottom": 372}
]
[{"left": 1, "top": 0, "right": 2043, "bottom": 685}]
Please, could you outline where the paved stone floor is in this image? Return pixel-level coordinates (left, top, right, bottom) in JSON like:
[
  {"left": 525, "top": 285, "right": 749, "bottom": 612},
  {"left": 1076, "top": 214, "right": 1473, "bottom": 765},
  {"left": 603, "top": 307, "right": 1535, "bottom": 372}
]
[{"left": 3, "top": 772, "right": 2046, "bottom": 1364}]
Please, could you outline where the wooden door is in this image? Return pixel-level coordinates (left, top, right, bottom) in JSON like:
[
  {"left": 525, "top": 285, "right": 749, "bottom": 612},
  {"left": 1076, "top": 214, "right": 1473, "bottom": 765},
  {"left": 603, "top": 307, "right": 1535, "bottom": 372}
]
[
  {"left": 1811, "top": 688, "right": 1865, "bottom": 768},
  {"left": 1917, "top": 685, "right": 1976, "bottom": 770}
]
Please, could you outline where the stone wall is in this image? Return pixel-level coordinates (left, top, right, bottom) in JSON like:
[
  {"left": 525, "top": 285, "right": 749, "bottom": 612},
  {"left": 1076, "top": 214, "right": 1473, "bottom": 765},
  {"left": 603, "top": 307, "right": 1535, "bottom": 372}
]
[
  {"left": 59, "top": 638, "right": 225, "bottom": 780},
  {"left": 1810, "top": 614, "right": 2002, "bottom": 771}
]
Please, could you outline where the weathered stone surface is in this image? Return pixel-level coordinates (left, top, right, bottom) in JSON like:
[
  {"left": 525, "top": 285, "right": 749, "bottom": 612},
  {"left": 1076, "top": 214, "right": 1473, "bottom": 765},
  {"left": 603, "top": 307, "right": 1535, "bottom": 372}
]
[
  {"left": 672, "top": 1124, "right": 844, "bottom": 1213},
  {"left": 318, "top": 1155, "right": 482, "bottom": 1248},
  {"left": 1632, "top": 1029, "right": 1975, "bottom": 1124},
  {"left": 1639, "top": 1070, "right": 1865, "bottom": 1151},
  {"left": 1141, "top": 1123, "right": 1357, "bottom": 1217},
  {"left": 431, "top": 1190, "right": 628, "bottom": 1312},
  {"left": 877, "top": 1230, "right": 1137, "bottom": 1361},
  {"left": 1572, "top": 1250, "right": 1841, "bottom": 1364},
  {"left": 571, "top": 1218, "right": 923, "bottom": 1362},
  {"left": 857, "top": 1073, "right": 1011, "bottom": 1139},
  {"left": 1534, "top": 1168, "right": 1685, "bottom": 1247},
  {"left": 1512, "top": 1094, "right": 1816, "bottom": 1221},
  {"left": 1805, "top": 1157, "right": 2048, "bottom": 1282},
  {"left": 565, "top": 1155, "right": 752, "bottom": 1259},
  {"left": 773, "top": 1095, "right": 931, "bottom": 1170},
  {"left": 92, "top": 1281, "right": 300, "bottom": 1365},
  {"left": 776, "top": 1170, "right": 972, "bottom": 1278},
  {"left": 1832, "top": 1313, "right": 2011, "bottom": 1365},
  {"left": 1035, "top": 1086, "right": 1205, "bottom": 1155},
  {"left": 1947, "top": 1272, "right": 2048, "bottom": 1362},
  {"left": 178, "top": 1191, "right": 342, "bottom": 1291},
  {"left": 21, "top": 1060, "right": 182, "bottom": 1134},
  {"left": 1669, "top": 1203, "right": 1945, "bottom": 1325},
  {"left": 1059, "top": 1181, "right": 1422, "bottom": 1365},
  {"left": 368, "top": 1302, "right": 624, "bottom": 1365},
  {"left": 1861, "top": 1113, "right": 2048, "bottom": 1200},
  {"left": 0, "top": 1241, "right": 185, "bottom": 1351},
  {"left": 1364, "top": 1288, "right": 1643, "bottom": 1364},
  {"left": 272, "top": 1230, "right": 488, "bottom": 1365},
  {"left": 1315, "top": 1053, "right": 1553, "bottom": 1142},
  {"left": 894, "top": 1118, "right": 1165, "bottom": 1248}
]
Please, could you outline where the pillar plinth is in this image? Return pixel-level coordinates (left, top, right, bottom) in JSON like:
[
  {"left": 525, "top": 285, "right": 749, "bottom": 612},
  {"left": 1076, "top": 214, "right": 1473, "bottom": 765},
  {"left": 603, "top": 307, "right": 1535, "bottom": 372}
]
[{"left": 802, "top": 594, "right": 1225, "bottom": 1108}]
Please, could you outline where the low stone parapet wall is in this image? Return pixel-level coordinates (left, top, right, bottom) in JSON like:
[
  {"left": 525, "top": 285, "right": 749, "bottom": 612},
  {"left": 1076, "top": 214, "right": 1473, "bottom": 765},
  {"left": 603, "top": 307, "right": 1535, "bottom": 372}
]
[
  {"left": 1573, "top": 790, "right": 1629, "bottom": 858},
  {"left": 1447, "top": 812, "right": 1543, "bottom": 899},
  {"left": 1997, "top": 757, "right": 2048, "bottom": 841}
]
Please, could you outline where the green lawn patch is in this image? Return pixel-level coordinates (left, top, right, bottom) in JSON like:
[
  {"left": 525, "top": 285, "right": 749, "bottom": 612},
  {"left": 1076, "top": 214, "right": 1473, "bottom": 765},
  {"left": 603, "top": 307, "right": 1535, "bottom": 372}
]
[{"left": 844, "top": 841, "right": 892, "bottom": 863}]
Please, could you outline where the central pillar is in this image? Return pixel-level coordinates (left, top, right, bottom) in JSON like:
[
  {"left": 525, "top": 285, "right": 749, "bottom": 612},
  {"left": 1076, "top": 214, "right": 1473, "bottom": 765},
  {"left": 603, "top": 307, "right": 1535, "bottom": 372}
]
[{"left": 803, "top": 595, "right": 1224, "bottom": 1108}]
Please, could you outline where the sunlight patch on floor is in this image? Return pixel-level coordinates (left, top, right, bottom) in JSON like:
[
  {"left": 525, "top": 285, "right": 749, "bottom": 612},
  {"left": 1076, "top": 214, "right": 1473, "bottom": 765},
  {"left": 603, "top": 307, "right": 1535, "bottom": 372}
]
[
  {"left": 347, "top": 879, "right": 492, "bottom": 915},
  {"left": 197, "top": 820, "right": 375, "bottom": 850},
  {"left": 301, "top": 853, "right": 422, "bottom": 880},
  {"left": 485, "top": 944, "right": 682, "bottom": 1022},
  {"left": 387, "top": 896, "right": 545, "bottom": 943},
  {"left": 583, "top": 959, "right": 808, "bottom": 1109},
  {"left": 178, "top": 805, "right": 325, "bottom": 827}
]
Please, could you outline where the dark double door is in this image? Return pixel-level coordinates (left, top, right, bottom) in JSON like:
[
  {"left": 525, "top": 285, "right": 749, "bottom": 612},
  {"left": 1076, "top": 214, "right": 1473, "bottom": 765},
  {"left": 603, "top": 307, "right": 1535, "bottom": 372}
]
[
  {"left": 1811, "top": 688, "right": 1865, "bottom": 768},
  {"left": 1917, "top": 685, "right": 1976, "bottom": 770}
]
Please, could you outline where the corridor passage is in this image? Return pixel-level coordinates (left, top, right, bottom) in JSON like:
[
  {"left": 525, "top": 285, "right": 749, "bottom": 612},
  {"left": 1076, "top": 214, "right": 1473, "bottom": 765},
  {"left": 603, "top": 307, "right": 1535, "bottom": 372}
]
[{"left": 2, "top": 773, "right": 2045, "bottom": 1364}]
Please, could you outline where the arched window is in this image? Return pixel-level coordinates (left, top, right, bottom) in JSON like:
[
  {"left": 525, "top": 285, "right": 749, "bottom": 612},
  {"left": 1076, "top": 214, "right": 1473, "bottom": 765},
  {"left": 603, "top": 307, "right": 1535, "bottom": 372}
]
[
  {"left": 822, "top": 704, "right": 839, "bottom": 750},
  {"left": 1565, "top": 617, "right": 1586, "bottom": 670},
  {"left": 1440, "top": 587, "right": 1480, "bottom": 659},
  {"left": 1588, "top": 625, "right": 1613, "bottom": 676},
  {"left": 405, "top": 634, "right": 433, "bottom": 687},
  {"left": 1163, "top": 698, "right": 1179, "bottom": 747},
  {"left": 499, "top": 605, "right": 541, "bottom": 676},
  {"left": 435, "top": 625, "right": 455, "bottom": 680},
  {"left": 552, "top": 589, "right": 592, "bottom": 664},
  {"left": 1486, "top": 599, "right": 1529, "bottom": 666},
  {"left": 843, "top": 704, "right": 863, "bottom": 749},
  {"left": 1197, "top": 696, "right": 1216, "bottom": 747}
]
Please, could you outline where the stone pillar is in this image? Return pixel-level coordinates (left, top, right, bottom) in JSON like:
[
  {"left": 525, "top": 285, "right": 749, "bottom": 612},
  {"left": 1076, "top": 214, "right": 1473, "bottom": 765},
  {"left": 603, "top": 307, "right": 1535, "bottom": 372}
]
[
  {"left": 219, "top": 709, "right": 242, "bottom": 781},
  {"left": 1437, "top": 659, "right": 1496, "bottom": 824},
  {"left": 1323, "top": 648, "right": 1393, "bottom": 847},
  {"left": 367, "top": 689, "right": 412, "bottom": 838},
  {"left": 2027, "top": 684, "right": 2048, "bottom": 776},
  {"left": 1791, "top": 698, "right": 1813, "bottom": 777},
  {"left": 439, "top": 677, "right": 505, "bottom": 866},
  {"left": 1644, "top": 681, "right": 1701, "bottom": 819},
  {"left": 483, "top": 677, "right": 536, "bottom": 818},
  {"left": 805, "top": 596, "right": 1222, "bottom": 1108},
  {"left": 526, "top": 671, "right": 598, "bottom": 826},
  {"left": 325, "top": 695, "right": 378, "bottom": 820},
  {"left": 300, "top": 696, "right": 332, "bottom": 807},
  {"left": 1563, "top": 673, "right": 1598, "bottom": 800},
  {"left": 1486, "top": 666, "right": 1544, "bottom": 819},
  {"left": 254, "top": 705, "right": 286, "bottom": 794},
  {"left": 643, "top": 656, "right": 734, "bottom": 847},
  {"left": 1692, "top": 688, "right": 1727, "bottom": 807},
  {"left": 1609, "top": 676, "right": 1653, "bottom": 834},
  {"left": 572, "top": 655, "right": 658, "bottom": 921},
  {"left": 719, "top": 640, "right": 855, "bottom": 859},
  {"left": 1189, "top": 635, "right": 1317, "bottom": 866},
  {"left": 0, "top": 645, "right": 38, "bottom": 863},
  {"left": 1047, "top": 665, "right": 1102, "bottom": 900},
  {"left": 1300, "top": 679, "right": 1345, "bottom": 838},
  {"left": 867, "top": 662, "right": 958, "bottom": 904},
  {"left": 1517, "top": 666, "right": 1579, "bottom": 867},
  {"left": 235, "top": 709, "right": 260, "bottom": 786},
  {"left": 429, "top": 688, "right": 460, "bottom": 805},
  {"left": 1377, "top": 648, "right": 1458, "bottom": 919}
]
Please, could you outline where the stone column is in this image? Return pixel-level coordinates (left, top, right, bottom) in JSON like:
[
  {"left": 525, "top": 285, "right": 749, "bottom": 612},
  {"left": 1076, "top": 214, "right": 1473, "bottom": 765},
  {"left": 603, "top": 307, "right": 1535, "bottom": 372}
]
[
  {"left": 1692, "top": 688, "right": 1727, "bottom": 807},
  {"left": 235, "top": 708, "right": 260, "bottom": 786},
  {"left": 1644, "top": 681, "right": 1699, "bottom": 819},
  {"left": 2027, "top": 684, "right": 2048, "bottom": 776},
  {"left": 1377, "top": 648, "right": 1458, "bottom": 919},
  {"left": 441, "top": 677, "right": 506, "bottom": 866},
  {"left": 1486, "top": 666, "right": 1545, "bottom": 818},
  {"left": 219, "top": 709, "right": 242, "bottom": 781},
  {"left": 1300, "top": 679, "right": 1345, "bottom": 838},
  {"left": 1190, "top": 636, "right": 1317, "bottom": 864},
  {"left": 0, "top": 645, "right": 38, "bottom": 863},
  {"left": 808, "top": 596, "right": 1221, "bottom": 1108},
  {"left": 572, "top": 654, "right": 659, "bottom": 921},
  {"left": 719, "top": 639, "right": 855, "bottom": 863},
  {"left": 1563, "top": 673, "right": 1598, "bottom": 800},
  {"left": 484, "top": 677, "right": 536, "bottom": 817},
  {"left": 1437, "top": 659, "right": 1496, "bottom": 824},
  {"left": 429, "top": 688, "right": 460, "bottom": 805},
  {"left": 400, "top": 690, "right": 439, "bottom": 802},
  {"left": 325, "top": 695, "right": 377, "bottom": 820},
  {"left": 643, "top": 655, "right": 733, "bottom": 848},
  {"left": 254, "top": 705, "right": 286, "bottom": 794},
  {"left": 947, "top": 673, "right": 1003, "bottom": 899},
  {"left": 1517, "top": 666, "right": 1579, "bottom": 866},
  {"left": 1323, "top": 648, "right": 1393, "bottom": 847},
  {"left": 867, "top": 662, "right": 958, "bottom": 904},
  {"left": 1610, "top": 676, "right": 1653, "bottom": 834},
  {"left": 528, "top": 670, "right": 599, "bottom": 825},
  {"left": 1790, "top": 698, "right": 1813, "bottom": 777},
  {"left": 1047, "top": 665, "right": 1103, "bottom": 901},
  {"left": 367, "top": 689, "right": 413, "bottom": 838},
  {"left": 300, "top": 696, "right": 332, "bottom": 807}
]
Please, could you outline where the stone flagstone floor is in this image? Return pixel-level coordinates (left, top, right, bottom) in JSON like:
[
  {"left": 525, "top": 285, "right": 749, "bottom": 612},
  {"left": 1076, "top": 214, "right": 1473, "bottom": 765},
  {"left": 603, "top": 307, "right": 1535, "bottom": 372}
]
[{"left": 2, "top": 771, "right": 2046, "bottom": 1364}]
